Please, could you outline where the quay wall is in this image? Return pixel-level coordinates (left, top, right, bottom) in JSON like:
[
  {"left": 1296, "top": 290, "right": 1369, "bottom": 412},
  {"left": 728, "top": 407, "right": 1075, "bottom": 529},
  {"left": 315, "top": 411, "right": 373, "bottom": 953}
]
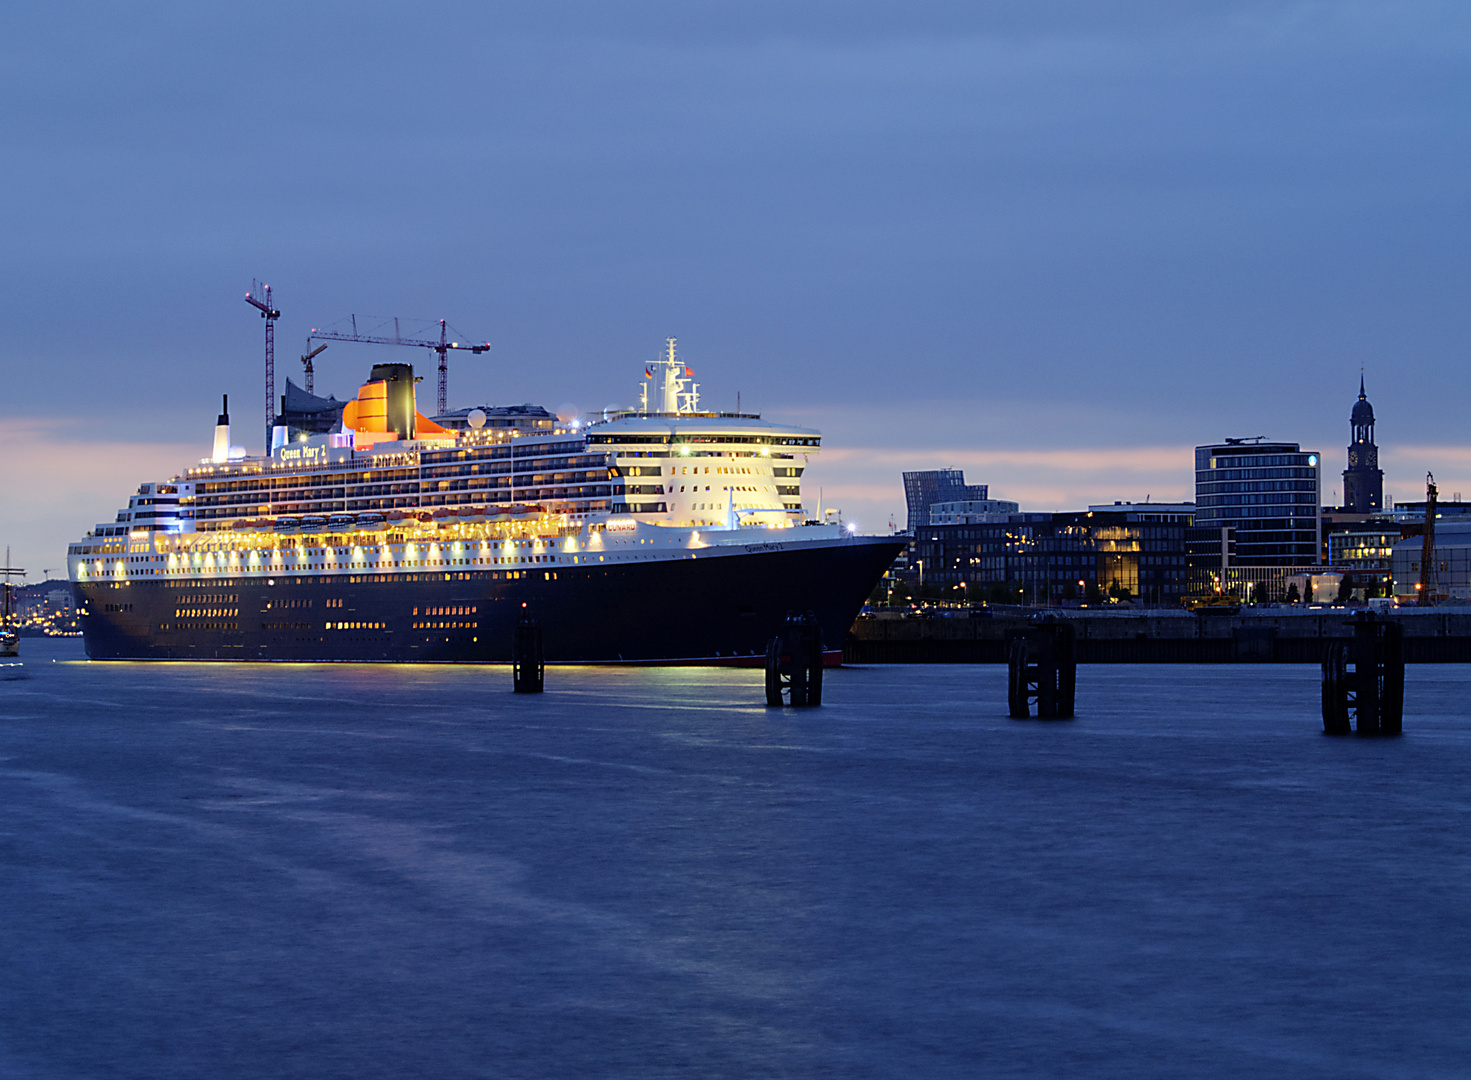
[{"left": 843, "top": 610, "right": 1471, "bottom": 664}]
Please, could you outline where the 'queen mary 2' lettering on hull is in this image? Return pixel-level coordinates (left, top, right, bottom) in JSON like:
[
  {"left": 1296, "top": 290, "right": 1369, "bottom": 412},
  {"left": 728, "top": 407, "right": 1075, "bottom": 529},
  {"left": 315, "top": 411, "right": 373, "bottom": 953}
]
[{"left": 70, "top": 337, "right": 903, "bottom": 664}]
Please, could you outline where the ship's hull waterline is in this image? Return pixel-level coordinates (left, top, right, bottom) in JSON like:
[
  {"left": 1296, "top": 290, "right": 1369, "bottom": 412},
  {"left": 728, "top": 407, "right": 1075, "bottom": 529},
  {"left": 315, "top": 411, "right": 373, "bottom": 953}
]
[{"left": 75, "top": 536, "right": 902, "bottom": 664}]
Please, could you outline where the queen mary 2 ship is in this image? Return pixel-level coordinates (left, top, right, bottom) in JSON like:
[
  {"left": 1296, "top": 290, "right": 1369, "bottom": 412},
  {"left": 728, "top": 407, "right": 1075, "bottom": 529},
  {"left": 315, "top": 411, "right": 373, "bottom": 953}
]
[{"left": 69, "top": 341, "right": 902, "bottom": 664}]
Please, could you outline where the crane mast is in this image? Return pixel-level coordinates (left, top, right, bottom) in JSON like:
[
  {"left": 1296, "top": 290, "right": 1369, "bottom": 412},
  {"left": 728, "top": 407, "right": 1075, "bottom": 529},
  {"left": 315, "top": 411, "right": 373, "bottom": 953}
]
[
  {"left": 1418, "top": 472, "right": 1438, "bottom": 606},
  {"left": 244, "top": 282, "right": 280, "bottom": 450},
  {"left": 300, "top": 343, "right": 328, "bottom": 395}
]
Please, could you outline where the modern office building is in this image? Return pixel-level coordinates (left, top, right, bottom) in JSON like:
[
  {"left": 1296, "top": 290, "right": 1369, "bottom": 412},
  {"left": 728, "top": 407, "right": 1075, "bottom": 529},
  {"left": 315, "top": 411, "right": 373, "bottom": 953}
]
[
  {"left": 902, "top": 469, "right": 990, "bottom": 533},
  {"left": 1191, "top": 438, "right": 1321, "bottom": 595},
  {"left": 1342, "top": 376, "right": 1384, "bottom": 514},
  {"left": 909, "top": 504, "right": 1193, "bottom": 604}
]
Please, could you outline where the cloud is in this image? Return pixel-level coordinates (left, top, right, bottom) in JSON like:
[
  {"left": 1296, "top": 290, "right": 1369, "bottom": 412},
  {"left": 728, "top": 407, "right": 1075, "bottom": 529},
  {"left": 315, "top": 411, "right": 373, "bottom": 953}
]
[{"left": 0, "top": 419, "right": 199, "bottom": 578}]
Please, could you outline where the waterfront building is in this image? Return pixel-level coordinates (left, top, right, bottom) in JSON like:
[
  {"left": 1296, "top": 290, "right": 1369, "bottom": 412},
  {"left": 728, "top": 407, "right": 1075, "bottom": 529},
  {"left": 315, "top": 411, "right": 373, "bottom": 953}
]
[
  {"left": 431, "top": 403, "right": 557, "bottom": 434},
  {"left": 1342, "top": 376, "right": 1384, "bottom": 514},
  {"left": 909, "top": 505, "right": 1192, "bottom": 605},
  {"left": 1391, "top": 522, "right": 1471, "bottom": 603},
  {"left": 1190, "top": 438, "right": 1322, "bottom": 597},
  {"left": 276, "top": 379, "right": 348, "bottom": 439},
  {"left": 929, "top": 498, "right": 1019, "bottom": 524},
  {"left": 902, "top": 469, "right": 990, "bottom": 533},
  {"left": 1327, "top": 526, "right": 1400, "bottom": 597}
]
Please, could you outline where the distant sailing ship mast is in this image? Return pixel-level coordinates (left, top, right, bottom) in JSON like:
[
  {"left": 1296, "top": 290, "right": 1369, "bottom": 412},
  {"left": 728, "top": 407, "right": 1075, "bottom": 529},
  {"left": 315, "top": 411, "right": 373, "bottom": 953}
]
[{"left": 0, "top": 548, "right": 23, "bottom": 657}]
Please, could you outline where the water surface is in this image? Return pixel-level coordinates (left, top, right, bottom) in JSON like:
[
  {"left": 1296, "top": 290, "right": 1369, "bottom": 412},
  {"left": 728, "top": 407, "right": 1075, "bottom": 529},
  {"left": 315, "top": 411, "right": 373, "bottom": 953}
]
[{"left": 1, "top": 640, "right": 1467, "bottom": 1078}]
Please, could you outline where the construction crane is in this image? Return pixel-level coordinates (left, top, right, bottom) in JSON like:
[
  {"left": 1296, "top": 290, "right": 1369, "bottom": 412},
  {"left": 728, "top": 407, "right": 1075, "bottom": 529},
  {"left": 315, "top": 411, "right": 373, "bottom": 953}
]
[
  {"left": 1419, "top": 471, "right": 1438, "bottom": 606},
  {"left": 308, "top": 315, "right": 490, "bottom": 416},
  {"left": 300, "top": 343, "right": 328, "bottom": 395},
  {"left": 244, "top": 281, "right": 281, "bottom": 449}
]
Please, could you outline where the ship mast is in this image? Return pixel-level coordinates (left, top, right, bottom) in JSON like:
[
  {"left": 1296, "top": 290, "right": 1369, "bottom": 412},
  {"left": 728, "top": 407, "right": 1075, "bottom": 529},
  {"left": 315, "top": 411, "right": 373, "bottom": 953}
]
[
  {"left": 640, "top": 337, "right": 701, "bottom": 415},
  {"left": 1, "top": 548, "right": 24, "bottom": 627}
]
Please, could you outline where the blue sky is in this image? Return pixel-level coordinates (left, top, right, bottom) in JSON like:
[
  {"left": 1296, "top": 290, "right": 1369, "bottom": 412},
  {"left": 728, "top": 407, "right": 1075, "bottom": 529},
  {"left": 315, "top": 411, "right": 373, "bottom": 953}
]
[{"left": 2, "top": 1, "right": 1468, "bottom": 572}]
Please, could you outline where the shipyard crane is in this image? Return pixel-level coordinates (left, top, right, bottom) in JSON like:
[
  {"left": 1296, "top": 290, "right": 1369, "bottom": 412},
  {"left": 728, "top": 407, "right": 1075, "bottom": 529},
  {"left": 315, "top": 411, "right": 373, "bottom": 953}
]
[
  {"left": 300, "top": 343, "right": 328, "bottom": 395},
  {"left": 308, "top": 316, "right": 490, "bottom": 416},
  {"left": 244, "top": 281, "right": 280, "bottom": 450},
  {"left": 1419, "top": 471, "right": 1438, "bottom": 606}
]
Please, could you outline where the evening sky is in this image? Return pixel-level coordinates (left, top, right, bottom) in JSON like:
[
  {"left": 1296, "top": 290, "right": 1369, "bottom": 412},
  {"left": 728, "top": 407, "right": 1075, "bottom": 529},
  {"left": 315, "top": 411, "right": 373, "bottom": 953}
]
[{"left": 1, "top": 1, "right": 1467, "bottom": 571}]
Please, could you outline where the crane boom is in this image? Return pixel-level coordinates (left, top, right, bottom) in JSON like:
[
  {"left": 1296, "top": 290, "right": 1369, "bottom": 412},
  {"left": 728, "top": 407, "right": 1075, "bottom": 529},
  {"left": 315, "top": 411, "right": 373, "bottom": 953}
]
[{"left": 308, "top": 316, "right": 489, "bottom": 416}]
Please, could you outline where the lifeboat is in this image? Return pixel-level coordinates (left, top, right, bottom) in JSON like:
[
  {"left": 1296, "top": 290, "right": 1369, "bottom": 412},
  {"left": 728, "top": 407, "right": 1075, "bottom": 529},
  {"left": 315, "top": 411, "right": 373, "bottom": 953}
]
[
  {"left": 458, "top": 506, "right": 487, "bottom": 523},
  {"left": 431, "top": 508, "right": 458, "bottom": 526},
  {"left": 356, "top": 512, "right": 386, "bottom": 530},
  {"left": 274, "top": 516, "right": 301, "bottom": 534},
  {"left": 327, "top": 513, "right": 356, "bottom": 532},
  {"left": 385, "top": 510, "right": 409, "bottom": 523},
  {"left": 231, "top": 519, "right": 258, "bottom": 532},
  {"left": 416, "top": 512, "right": 434, "bottom": 524},
  {"left": 299, "top": 515, "right": 328, "bottom": 533}
]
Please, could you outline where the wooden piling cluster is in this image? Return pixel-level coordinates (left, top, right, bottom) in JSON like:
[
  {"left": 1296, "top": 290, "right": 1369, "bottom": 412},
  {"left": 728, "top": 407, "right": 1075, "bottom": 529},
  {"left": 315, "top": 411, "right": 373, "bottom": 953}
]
[
  {"left": 765, "top": 612, "right": 824, "bottom": 707},
  {"left": 1006, "top": 618, "right": 1077, "bottom": 719},
  {"left": 1322, "top": 611, "right": 1404, "bottom": 736},
  {"left": 511, "top": 617, "right": 544, "bottom": 694}
]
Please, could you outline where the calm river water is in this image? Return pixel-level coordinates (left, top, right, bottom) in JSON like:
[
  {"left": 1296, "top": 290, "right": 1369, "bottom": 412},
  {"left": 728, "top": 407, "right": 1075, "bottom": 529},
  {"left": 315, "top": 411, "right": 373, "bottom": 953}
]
[{"left": 1, "top": 640, "right": 1468, "bottom": 1078}]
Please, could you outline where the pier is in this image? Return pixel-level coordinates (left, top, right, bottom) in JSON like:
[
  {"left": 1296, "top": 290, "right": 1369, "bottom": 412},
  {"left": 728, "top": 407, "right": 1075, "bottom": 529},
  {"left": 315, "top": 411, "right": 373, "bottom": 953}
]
[{"left": 844, "top": 608, "right": 1471, "bottom": 664}]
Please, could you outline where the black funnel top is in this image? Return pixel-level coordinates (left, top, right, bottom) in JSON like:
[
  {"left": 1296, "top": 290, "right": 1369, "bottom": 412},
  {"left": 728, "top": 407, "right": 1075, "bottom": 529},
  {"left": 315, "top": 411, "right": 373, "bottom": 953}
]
[
  {"left": 217, "top": 394, "right": 229, "bottom": 427},
  {"left": 370, "top": 364, "right": 417, "bottom": 440}
]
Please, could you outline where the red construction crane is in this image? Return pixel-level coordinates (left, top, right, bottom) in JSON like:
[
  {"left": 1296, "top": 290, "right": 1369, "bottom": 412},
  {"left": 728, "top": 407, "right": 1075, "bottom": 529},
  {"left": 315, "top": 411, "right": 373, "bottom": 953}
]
[
  {"left": 308, "top": 315, "right": 490, "bottom": 416},
  {"left": 244, "top": 281, "right": 280, "bottom": 449}
]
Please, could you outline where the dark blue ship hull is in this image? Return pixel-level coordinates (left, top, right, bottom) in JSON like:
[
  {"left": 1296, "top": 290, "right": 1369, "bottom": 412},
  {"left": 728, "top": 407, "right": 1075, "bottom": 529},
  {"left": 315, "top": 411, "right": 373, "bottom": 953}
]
[{"left": 74, "top": 537, "right": 903, "bottom": 664}]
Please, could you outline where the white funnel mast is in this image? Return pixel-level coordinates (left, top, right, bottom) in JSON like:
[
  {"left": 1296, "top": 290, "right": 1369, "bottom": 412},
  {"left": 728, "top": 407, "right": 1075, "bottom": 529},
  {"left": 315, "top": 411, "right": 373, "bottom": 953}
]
[{"left": 211, "top": 395, "right": 231, "bottom": 463}]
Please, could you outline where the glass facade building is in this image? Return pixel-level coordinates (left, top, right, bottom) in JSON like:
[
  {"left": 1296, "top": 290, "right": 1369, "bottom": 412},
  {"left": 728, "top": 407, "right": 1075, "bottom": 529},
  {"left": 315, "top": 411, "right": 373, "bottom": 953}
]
[
  {"left": 909, "top": 508, "right": 1192, "bottom": 604},
  {"left": 902, "top": 469, "right": 989, "bottom": 533},
  {"left": 1193, "top": 441, "right": 1321, "bottom": 566}
]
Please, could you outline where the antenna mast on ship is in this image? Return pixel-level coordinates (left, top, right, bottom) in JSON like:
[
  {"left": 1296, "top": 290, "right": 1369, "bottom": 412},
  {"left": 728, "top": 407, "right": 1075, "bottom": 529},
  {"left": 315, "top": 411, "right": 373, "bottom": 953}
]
[{"left": 640, "top": 337, "right": 701, "bottom": 415}]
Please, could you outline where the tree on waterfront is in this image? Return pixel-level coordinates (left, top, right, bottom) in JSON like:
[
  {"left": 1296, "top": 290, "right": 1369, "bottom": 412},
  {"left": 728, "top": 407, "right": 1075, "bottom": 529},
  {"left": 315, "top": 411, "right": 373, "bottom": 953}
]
[{"left": 1286, "top": 582, "right": 1301, "bottom": 604}]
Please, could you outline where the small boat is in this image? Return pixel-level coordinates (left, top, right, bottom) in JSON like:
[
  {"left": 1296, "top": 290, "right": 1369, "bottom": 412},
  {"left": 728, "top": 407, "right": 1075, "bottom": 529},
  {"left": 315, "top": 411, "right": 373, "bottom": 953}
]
[
  {"left": 299, "top": 515, "right": 328, "bottom": 533},
  {"left": 327, "top": 513, "right": 356, "bottom": 532},
  {"left": 274, "top": 516, "right": 302, "bottom": 534},
  {"left": 356, "top": 512, "right": 387, "bottom": 530}
]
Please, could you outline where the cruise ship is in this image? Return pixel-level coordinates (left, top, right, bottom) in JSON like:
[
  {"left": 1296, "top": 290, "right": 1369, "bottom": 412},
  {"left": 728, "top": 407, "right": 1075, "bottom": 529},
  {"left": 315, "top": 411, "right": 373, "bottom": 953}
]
[{"left": 69, "top": 341, "right": 902, "bottom": 663}]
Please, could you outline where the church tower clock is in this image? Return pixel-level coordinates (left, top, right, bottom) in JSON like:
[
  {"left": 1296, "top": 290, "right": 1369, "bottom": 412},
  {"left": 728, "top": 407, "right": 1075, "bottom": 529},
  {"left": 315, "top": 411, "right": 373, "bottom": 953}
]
[{"left": 1343, "top": 375, "right": 1384, "bottom": 513}]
